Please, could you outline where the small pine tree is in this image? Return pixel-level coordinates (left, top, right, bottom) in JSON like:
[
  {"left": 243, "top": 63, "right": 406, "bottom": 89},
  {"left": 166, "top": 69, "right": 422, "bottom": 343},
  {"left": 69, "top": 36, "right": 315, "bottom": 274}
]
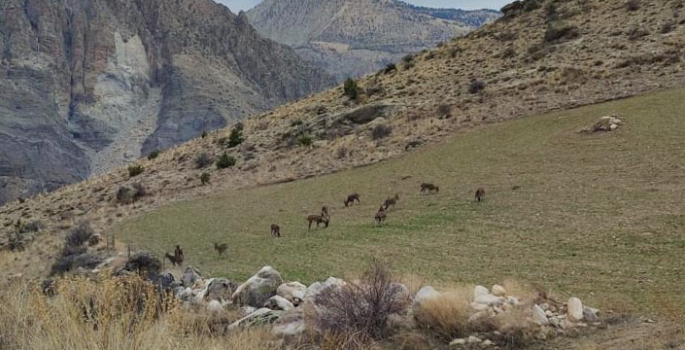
[
  {"left": 200, "top": 172, "right": 211, "bottom": 185},
  {"left": 227, "top": 128, "right": 244, "bottom": 148},
  {"left": 298, "top": 135, "right": 313, "bottom": 147},
  {"left": 383, "top": 63, "right": 397, "bottom": 74},
  {"left": 216, "top": 152, "right": 236, "bottom": 169},
  {"left": 147, "top": 151, "right": 159, "bottom": 160},
  {"left": 343, "top": 78, "right": 359, "bottom": 100},
  {"left": 128, "top": 164, "right": 144, "bottom": 177}
]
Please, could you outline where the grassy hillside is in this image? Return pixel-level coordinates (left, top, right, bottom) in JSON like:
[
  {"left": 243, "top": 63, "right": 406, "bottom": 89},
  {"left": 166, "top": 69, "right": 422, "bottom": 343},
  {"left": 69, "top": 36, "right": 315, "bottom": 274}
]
[{"left": 114, "top": 88, "right": 685, "bottom": 318}]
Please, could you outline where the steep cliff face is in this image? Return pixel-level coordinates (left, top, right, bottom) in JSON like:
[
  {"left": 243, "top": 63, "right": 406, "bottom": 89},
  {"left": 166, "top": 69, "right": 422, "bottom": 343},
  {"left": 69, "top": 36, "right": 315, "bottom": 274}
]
[
  {"left": 0, "top": 0, "right": 334, "bottom": 204},
  {"left": 246, "top": 0, "right": 499, "bottom": 81}
]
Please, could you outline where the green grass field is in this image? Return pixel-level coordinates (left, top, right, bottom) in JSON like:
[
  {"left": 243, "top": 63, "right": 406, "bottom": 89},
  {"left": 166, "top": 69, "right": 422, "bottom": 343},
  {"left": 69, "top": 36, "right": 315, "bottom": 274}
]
[{"left": 114, "top": 88, "right": 685, "bottom": 317}]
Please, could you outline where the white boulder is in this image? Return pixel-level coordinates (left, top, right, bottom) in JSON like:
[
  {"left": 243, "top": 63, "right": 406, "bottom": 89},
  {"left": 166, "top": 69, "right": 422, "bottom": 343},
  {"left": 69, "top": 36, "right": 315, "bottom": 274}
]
[
  {"left": 277, "top": 282, "right": 307, "bottom": 306},
  {"left": 491, "top": 284, "right": 507, "bottom": 297},
  {"left": 533, "top": 304, "right": 549, "bottom": 325},
  {"left": 567, "top": 297, "right": 584, "bottom": 321}
]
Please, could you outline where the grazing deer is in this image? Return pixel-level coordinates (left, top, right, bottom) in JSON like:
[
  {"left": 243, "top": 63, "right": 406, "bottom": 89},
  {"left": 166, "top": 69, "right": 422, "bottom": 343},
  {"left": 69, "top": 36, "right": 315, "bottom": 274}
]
[
  {"left": 475, "top": 187, "right": 486, "bottom": 202},
  {"left": 382, "top": 194, "right": 400, "bottom": 210},
  {"left": 344, "top": 193, "right": 361, "bottom": 207},
  {"left": 165, "top": 245, "right": 184, "bottom": 266},
  {"left": 271, "top": 224, "right": 281, "bottom": 237},
  {"left": 375, "top": 206, "right": 387, "bottom": 226},
  {"left": 214, "top": 243, "right": 228, "bottom": 256},
  {"left": 306, "top": 215, "right": 330, "bottom": 230},
  {"left": 420, "top": 183, "right": 439, "bottom": 193}
]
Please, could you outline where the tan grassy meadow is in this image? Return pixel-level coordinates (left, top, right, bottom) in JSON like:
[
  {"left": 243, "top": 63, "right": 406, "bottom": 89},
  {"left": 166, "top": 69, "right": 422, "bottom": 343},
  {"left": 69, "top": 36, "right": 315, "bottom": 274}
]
[{"left": 113, "top": 88, "right": 685, "bottom": 319}]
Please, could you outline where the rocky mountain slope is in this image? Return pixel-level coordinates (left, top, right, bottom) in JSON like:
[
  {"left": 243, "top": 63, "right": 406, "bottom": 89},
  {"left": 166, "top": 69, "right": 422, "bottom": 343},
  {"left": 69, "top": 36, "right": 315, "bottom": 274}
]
[
  {"left": 0, "top": 0, "right": 333, "bottom": 205},
  {"left": 246, "top": 0, "right": 498, "bottom": 81},
  {"left": 1, "top": 0, "right": 685, "bottom": 280},
  {"left": 406, "top": 5, "right": 502, "bottom": 27}
]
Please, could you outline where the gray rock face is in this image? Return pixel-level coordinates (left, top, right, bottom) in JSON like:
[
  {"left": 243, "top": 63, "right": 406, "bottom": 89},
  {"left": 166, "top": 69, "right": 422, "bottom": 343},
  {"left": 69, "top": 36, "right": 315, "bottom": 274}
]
[{"left": 0, "top": 0, "right": 334, "bottom": 205}]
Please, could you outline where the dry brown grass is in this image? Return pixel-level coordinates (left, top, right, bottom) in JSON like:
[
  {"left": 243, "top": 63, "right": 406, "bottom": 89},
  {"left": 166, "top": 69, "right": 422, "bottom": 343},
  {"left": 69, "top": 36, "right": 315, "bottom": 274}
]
[
  {"left": 0, "top": 277, "right": 277, "bottom": 350},
  {"left": 413, "top": 288, "right": 474, "bottom": 340},
  {"left": 413, "top": 283, "right": 543, "bottom": 347}
]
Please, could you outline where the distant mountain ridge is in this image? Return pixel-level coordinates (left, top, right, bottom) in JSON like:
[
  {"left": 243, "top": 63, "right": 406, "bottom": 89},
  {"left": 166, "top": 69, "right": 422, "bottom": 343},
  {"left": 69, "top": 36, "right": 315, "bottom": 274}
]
[
  {"left": 246, "top": 0, "right": 500, "bottom": 81},
  {"left": 404, "top": 4, "right": 501, "bottom": 27}
]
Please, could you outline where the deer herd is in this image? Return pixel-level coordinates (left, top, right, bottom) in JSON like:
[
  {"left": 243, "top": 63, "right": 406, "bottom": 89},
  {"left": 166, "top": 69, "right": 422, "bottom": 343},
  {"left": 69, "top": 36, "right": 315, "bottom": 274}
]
[{"left": 167, "top": 183, "right": 485, "bottom": 265}]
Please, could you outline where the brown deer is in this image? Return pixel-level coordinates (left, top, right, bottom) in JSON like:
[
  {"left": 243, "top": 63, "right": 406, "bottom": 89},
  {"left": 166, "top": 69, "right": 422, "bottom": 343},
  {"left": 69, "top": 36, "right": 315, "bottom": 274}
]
[
  {"left": 375, "top": 206, "right": 387, "bottom": 226},
  {"left": 321, "top": 206, "right": 330, "bottom": 218},
  {"left": 475, "top": 187, "right": 486, "bottom": 202},
  {"left": 271, "top": 224, "right": 281, "bottom": 237},
  {"left": 420, "top": 183, "right": 439, "bottom": 193},
  {"left": 214, "top": 243, "right": 228, "bottom": 256},
  {"left": 306, "top": 215, "right": 330, "bottom": 230},
  {"left": 382, "top": 194, "right": 400, "bottom": 210},
  {"left": 165, "top": 245, "right": 184, "bottom": 266},
  {"left": 344, "top": 193, "right": 361, "bottom": 207}
]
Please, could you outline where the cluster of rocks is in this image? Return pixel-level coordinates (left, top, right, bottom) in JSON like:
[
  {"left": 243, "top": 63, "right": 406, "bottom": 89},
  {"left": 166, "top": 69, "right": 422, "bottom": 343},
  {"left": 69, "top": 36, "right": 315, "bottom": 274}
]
[
  {"left": 426, "top": 284, "right": 602, "bottom": 348},
  {"left": 148, "top": 265, "right": 602, "bottom": 347},
  {"left": 579, "top": 114, "right": 623, "bottom": 133}
]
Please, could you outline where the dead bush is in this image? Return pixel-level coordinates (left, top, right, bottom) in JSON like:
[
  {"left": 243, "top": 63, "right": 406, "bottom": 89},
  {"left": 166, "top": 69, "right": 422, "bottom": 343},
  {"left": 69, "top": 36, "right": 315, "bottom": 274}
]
[
  {"left": 544, "top": 22, "right": 579, "bottom": 42},
  {"left": 116, "top": 183, "right": 146, "bottom": 205},
  {"left": 50, "top": 221, "right": 105, "bottom": 276},
  {"left": 436, "top": 104, "right": 452, "bottom": 118},
  {"left": 195, "top": 152, "right": 214, "bottom": 169},
  {"left": 313, "top": 260, "right": 411, "bottom": 340},
  {"left": 371, "top": 125, "right": 393, "bottom": 140},
  {"left": 65, "top": 221, "right": 95, "bottom": 248},
  {"left": 626, "top": 0, "right": 640, "bottom": 11},
  {"left": 336, "top": 147, "right": 348, "bottom": 159}
]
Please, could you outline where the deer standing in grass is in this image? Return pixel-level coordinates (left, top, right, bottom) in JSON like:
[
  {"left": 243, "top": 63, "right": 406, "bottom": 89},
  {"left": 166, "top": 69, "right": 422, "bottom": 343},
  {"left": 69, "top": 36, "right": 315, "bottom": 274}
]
[
  {"left": 375, "top": 206, "right": 387, "bottom": 226},
  {"left": 306, "top": 215, "right": 329, "bottom": 230},
  {"left": 307, "top": 206, "right": 330, "bottom": 230},
  {"left": 271, "top": 224, "right": 281, "bottom": 237},
  {"left": 344, "top": 193, "right": 361, "bottom": 207},
  {"left": 475, "top": 187, "right": 486, "bottom": 202},
  {"left": 165, "top": 245, "right": 184, "bottom": 266},
  {"left": 382, "top": 194, "right": 400, "bottom": 210},
  {"left": 420, "top": 183, "right": 439, "bottom": 193},
  {"left": 214, "top": 243, "right": 228, "bottom": 256}
]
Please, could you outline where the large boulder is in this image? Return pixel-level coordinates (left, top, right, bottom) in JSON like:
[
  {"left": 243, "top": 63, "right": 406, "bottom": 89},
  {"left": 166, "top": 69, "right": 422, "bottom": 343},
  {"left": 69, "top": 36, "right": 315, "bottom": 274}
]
[
  {"left": 414, "top": 286, "right": 440, "bottom": 306},
  {"left": 533, "top": 304, "right": 549, "bottom": 325},
  {"left": 181, "top": 266, "right": 202, "bottom": 288},
  {"left": 203, "top": 278, "right": 238, "bottom": 303},
  {"left": 277, "top": 282, "right": 307, "bottom": 306},
  {"left": 472, "top": 285, "right": 506, "bottom": 306},
  {"left": 304, "top": 277, "right": 345, "bottom": 301},
  {"left": 272, "top": 308, "right": 306, "bottom": 336},
  {"left": 265, "top": 295, "right": 295, "bottom": 311},
  {"left": 231, "top": 266, "right": 283, "bottom": 307},
  {"left": 567, "top": 297, "right": 584, "bottom": 321}
]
